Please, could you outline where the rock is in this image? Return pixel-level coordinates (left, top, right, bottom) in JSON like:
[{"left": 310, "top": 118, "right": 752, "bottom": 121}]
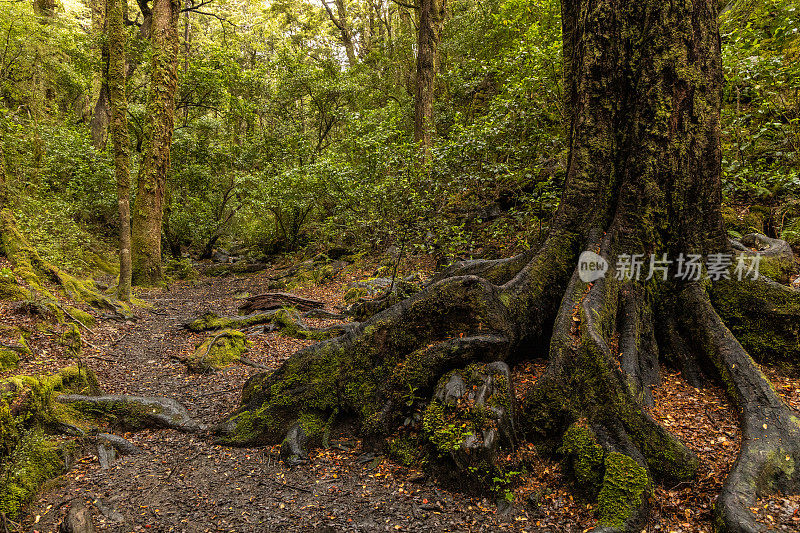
[
  {"left": 96, "top": 443, "right": 117, "bottom": 469},
  {"left": 424, "top": 362, "right": 518, "bottom": 485},
  {"left": 59, "top": 506, "right": 96, "bottom": 533},
  {"left": 187, "top": 329, "right": 251, "bottom": 372},
  {"left": 212, "top": 250, "right": 230, "bottom": 263},
  {"left": 280, "top": 423, "right": 309, "bottom": 466}
]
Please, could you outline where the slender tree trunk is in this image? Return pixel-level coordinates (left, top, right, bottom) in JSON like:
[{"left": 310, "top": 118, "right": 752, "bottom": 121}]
[
  {"left": 0, "top": 137, "right": 7, "bottom": 209},
  {"left": 131, "top": 0, "right": 180, "bottom": 286},
  {"left": 323, "top": 0, "right": 358, "bottom": 68},
  {"left": 108, "top": 0, "right": 132, "bottom": 301},
  {"left": 413, "top": 0, "right": 445, "bottom": 157},
  {"left": 90, "top": 0, "right": 110, "bottom": 150}
]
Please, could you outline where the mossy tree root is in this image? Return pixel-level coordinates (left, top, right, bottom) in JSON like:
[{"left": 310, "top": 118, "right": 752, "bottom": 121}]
[
  {"left": 184, "top": 309, "right": 354, "bottom": 340},
  {"left": 56, "top": 394, "right": 205, "bottom": 433},
  {"left": 709, "top": 277, "right": 800, "bottom": 365},
  {"left": 428, "top": 249, "right": 536, "bottom": 286},
  {"left": 216, "top": 226, "right": 797, "bottom": 532},
  {"left": 213, "top": 270, "right": 562, "bottom": 447},
  {"left": 523, "top": 249, "right": 697, "bottom": 532},
  {"left": 678, "top": 284, "right": 800, "bottom": 533}
]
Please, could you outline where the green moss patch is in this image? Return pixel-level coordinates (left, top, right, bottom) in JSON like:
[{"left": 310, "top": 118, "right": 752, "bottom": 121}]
[
  {"left": 0, "top": 267, "right": 30, "bottom": 301},
  {"left": 0, "top": 366, "right": 99, "bottom": 518},
  {"left": 0, "top": 429, "right": 64, "bottom": 518},
  {"left": 597, "top": 452, "right": 650, "bottom": 529},
  {"left": 0, "top": 348, "right": 20, "bottom": 371},
  {"left": 188, "top": 329, "right": 251, "bottom": 372},
  {"left": 559, "top": 421, "right": 605, "bottom": 495}
]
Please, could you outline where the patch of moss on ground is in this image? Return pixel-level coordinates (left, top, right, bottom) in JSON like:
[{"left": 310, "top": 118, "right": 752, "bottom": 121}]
[
  {"left": 0, "top": 348, "right": 20, "bottom": 371},
  {"left": 0, "top": 429, "right": 64, "bottom": 518},
  {"left": 188, "top": 329, "right": 251, "bottom": 372}
]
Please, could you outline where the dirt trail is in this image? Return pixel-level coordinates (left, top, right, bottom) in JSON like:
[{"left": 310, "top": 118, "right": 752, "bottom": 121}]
[
  {"left": 16, "top": 268, "right": 800, "bottom": 532},
  {"left": 22, "top": 272, "right": 542, "bottom": 533}
]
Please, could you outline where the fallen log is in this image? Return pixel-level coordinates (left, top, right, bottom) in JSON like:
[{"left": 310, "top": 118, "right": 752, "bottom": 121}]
[
  {"left": 185, "top": 310, "right": 351, "bottom": 341},
  {"left": 239, "top": 292, "right": 324, "bottom": 313}
]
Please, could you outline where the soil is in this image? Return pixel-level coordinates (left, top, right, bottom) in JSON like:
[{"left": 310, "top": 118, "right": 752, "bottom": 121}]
[{"left": 3, "top": 258, "right": 799, "bottom": 532}]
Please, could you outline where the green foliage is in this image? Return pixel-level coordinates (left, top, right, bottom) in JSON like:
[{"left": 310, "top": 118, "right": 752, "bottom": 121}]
[{"left": 720, "top": 0, "right": 800, "bottom": 215}]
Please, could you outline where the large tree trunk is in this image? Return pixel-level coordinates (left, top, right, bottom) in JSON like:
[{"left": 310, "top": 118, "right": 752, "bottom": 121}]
[
  {"left": 413, "top": 0, "right": 445, "bottom": 156},
  {"left": 216, "top": 1, "right": 800, "bottom": 531},
  {"left": 108, "top": 0, "right": 132, "bottom": 301},
  {"left": 131, "top": 0, "right": 180, "bottom": 286}
]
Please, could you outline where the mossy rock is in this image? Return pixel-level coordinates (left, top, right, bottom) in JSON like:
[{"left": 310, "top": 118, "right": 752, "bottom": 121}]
[
  {"left": 0, "top": 267, "right": 30, "bottom": 301},
  {"left": 1, "top": 366, "right": 100, "bottom": 429},
  {"left": 0, "top": 348, "right": 20, "bottom": 372},
  {"left": 421, "top": 362, "right": 518, "bottom": 492},
  {"left": 722, "top": 205, "right": 767, "bottom": 237},
  {"left": 188, "top": 329, "right": 251, "bottom": 372}
]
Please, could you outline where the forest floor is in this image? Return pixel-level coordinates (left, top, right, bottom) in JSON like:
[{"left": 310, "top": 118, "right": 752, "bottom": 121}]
[{"left": 2, "top": 256, "right": 800, "bottom": 533}]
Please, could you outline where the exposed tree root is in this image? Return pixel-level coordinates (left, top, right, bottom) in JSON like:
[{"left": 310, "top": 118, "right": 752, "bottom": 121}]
[
  {"left": 678, "top": 284, "right": 800, "bottom": 533},
  {"left": 215, "top": 229, "right": 800, "bottom": 531},
  {"left": 710, "top": 277, "right": 800, "bottom": 365},
  {"left": 184, "top": 309, "right": 353, "bottom": 340},
  {"left": 214, "top": 274, "right": 524, "bottom": 446},
  {"left": 56, "top": 394, "right": 205, "bottom": 433}
]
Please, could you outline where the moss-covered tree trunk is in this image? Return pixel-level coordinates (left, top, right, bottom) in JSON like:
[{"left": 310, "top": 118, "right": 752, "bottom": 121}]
[
  {"left": 217, "top": 1, "right": 800, "bottom": 531},
  {"left": 130, "top": 0, "right": 180, "bottom": 286},
  {"left": 108, "top": 0, "right": 132, "bottom": 301},
  {"left": 413, "top": 0, "right": 446, "bottom": 157},
  {"left": 90, "top": 0, "right": 110, "bottom": 151}
]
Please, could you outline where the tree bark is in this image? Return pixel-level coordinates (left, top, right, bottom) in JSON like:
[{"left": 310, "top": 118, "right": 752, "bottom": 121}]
[
  {"left": 107, "top": 0, "right": 132, "bottom": 301},
  {"left": 413, "top": 0, "right": 445, "bottom": 157},
  {"left": 216, "top": 0, "right": 800, "bottom": 531},
  {"left": 131, "top": 0, "right": 180, "bottom": 286},
  {"left": 90, "top": 0, "right": 110, "bottom": 151},
  {"left": 323, "top": 0, "right": 358, "bottom": 68},
  {"left": 33, "top": 0, "right": 56, "bottom": 18}
]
